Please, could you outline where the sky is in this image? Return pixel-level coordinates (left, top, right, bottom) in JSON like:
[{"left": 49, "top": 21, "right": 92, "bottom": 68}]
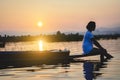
[{"left": 0, "top": 0, "right": 120, "bottom": 35}]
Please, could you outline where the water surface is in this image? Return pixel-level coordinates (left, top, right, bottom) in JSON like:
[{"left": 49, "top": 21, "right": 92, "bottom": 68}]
[{"left": 0, "top": 39, "right": 120, "bottom": 80}]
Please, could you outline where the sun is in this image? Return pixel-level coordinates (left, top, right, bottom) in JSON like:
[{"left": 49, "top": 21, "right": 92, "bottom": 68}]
[{"left": 37, "top": 21, "right": 43, "bottom": 27}]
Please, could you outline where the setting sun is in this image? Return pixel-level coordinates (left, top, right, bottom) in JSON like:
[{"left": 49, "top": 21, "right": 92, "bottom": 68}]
[{"left": 37, "top": 21, "right": 43, "bottom": 27}]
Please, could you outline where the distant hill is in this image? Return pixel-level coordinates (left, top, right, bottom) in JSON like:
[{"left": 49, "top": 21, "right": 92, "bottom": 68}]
[
  {"left": 0, "top": 27, "right": 120, "bottom": 36},
  {"left": 64, "top": 27, "right": 120, "bottom": 35},
  {"left": 93, "top": 27, "right": 120, "bottom": 35}
]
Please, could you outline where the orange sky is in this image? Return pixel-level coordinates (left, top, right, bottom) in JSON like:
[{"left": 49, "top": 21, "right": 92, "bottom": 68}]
[{"left": 0, "top": 0, "right": 120, "bottom": 35}]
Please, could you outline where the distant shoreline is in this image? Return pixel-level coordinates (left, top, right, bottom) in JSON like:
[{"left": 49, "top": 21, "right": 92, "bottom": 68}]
[{"left": 0, "top": 31, "right": 120, "bottom": 42}]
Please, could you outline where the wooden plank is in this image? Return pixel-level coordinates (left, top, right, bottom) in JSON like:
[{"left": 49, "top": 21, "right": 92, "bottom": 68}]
[
  {"left": 69, "top": 53, "right": 105, "bottom": 62},
  {"left": 70, "top": 53, "right": 100, "bottom": 59}
]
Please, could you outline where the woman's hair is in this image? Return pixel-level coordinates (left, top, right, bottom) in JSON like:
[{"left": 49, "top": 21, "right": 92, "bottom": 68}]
[{"left": 86, "top": 21, "right": 96, "bottom": 31}]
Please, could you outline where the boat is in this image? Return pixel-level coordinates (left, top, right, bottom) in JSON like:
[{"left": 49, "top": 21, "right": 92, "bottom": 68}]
[{"left": 0, "top": 50, "right": 70, "bottom": 66}]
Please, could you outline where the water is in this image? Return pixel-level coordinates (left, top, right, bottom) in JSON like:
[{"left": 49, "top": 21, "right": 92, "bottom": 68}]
[{"left": 0, "top": 39, "right": 120, "bottom": 80}]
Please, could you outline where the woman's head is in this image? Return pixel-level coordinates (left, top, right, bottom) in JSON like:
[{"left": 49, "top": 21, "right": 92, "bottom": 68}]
[{"left": 86, "top": 21, "right": 96, "bottom": 31}]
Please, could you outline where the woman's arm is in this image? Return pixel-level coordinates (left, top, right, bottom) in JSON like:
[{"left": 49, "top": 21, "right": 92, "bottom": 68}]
[{"left": 91, "top": 38, "right": 104, "bottom": 49}]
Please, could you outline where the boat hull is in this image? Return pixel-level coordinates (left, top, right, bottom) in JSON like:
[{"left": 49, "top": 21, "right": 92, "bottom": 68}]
[{"left": 0, "top": 50, "right": 70, "bottom": 66}]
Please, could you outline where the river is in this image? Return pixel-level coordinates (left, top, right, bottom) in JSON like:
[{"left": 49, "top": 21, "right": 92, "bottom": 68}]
[{"left": 0, "top": 39, "right": 120, "bottom": 80}]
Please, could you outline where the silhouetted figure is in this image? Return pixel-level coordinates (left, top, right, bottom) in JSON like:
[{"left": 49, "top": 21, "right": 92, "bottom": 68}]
[
  {"left": 82, "top": 21, "right": 113, "bottom": 60},
  {"left": 0, "top": 35, "right": 6, "bottom": 48}
]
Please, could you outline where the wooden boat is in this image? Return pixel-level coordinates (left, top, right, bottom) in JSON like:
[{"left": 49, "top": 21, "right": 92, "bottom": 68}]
[{"left": 0, "top": 50, "right": 70, "bottom": 66}]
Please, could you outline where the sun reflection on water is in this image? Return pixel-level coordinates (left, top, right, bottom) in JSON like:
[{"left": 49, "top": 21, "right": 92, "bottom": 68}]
[{"left": 38, "top": 40, "right": 43, "bottom": 51}]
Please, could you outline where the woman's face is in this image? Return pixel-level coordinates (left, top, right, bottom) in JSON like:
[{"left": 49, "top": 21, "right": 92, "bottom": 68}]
[
  {"left": 92, "top": 26, "right": 96, "bottom": 31},
  {"left": 89, "top": 26, "right": 95, "bottom": 32}
]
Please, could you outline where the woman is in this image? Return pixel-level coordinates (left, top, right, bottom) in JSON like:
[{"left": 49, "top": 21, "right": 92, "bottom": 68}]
[{"left": 82, "top": 21, "right": 113, "bottom": 59}]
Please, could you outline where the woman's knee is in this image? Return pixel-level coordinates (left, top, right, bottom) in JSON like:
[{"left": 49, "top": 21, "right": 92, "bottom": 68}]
[{"left": 97, "top": 49, "right": 104, "bottom": 54}]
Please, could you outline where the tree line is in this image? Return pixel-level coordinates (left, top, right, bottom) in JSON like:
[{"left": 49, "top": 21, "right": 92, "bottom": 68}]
[{"left": 0, "top": 31, "right": 120, "bottom": 42}]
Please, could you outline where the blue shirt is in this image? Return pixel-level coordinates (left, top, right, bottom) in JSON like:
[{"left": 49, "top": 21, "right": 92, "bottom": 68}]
[{"left": 82, "top": 31, "right": 94, "bottom": 54}]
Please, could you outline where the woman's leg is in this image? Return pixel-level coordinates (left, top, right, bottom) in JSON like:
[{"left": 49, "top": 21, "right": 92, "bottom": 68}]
[
  {"left": 89, "top": 48, "right": 113, "bottom": 59},
  {"left": 100, "top": 49, "right": 113, "bottom": 59}
]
